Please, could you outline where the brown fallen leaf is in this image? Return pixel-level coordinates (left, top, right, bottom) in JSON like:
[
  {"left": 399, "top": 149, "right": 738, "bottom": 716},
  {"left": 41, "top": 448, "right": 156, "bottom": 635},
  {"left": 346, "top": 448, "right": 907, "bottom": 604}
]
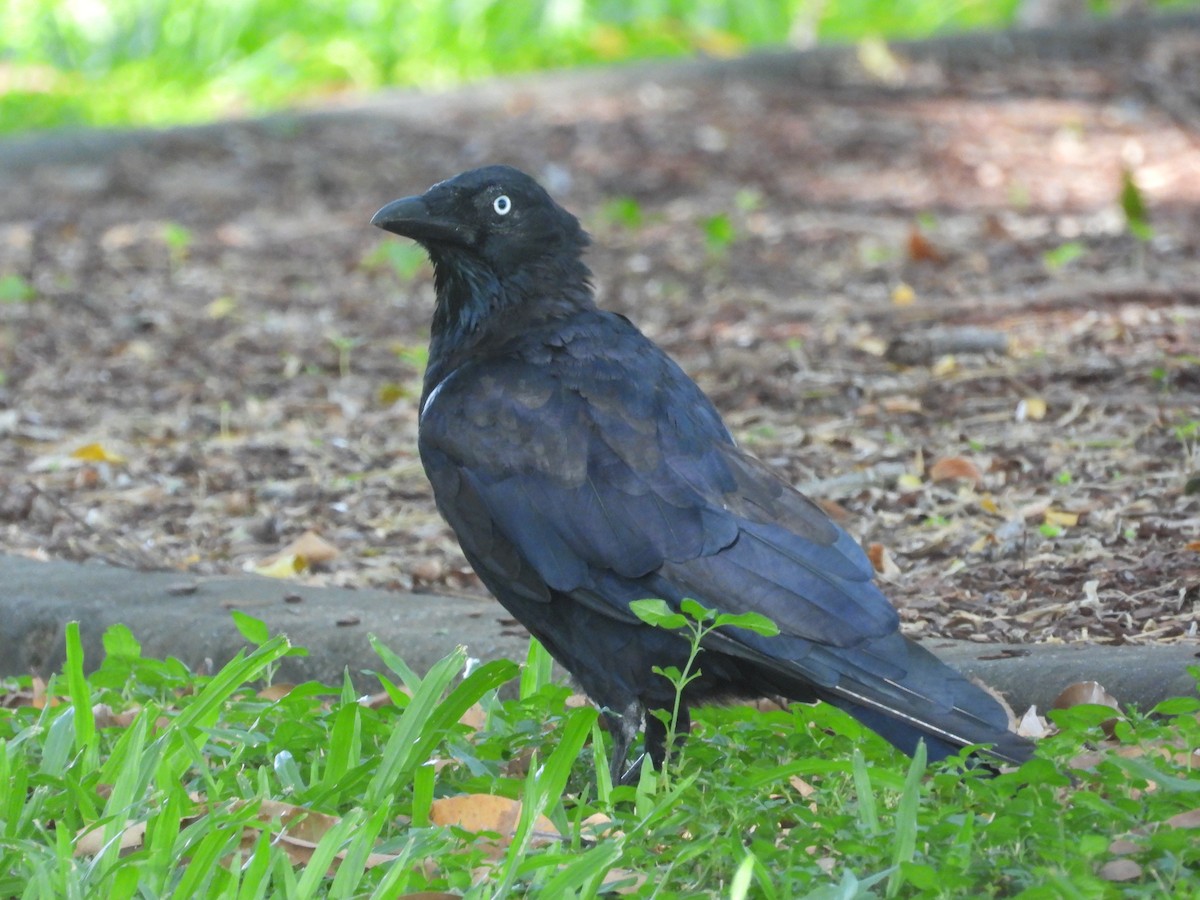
[
  {"left": 1052, "top": 681, "right": 1120, "bottom": 711},
  {"left": 1164, "top": 808, "right": 1200, "bottom": 829},
  {"left": 906, "top": 226, "right": 944, "bottom": 264},
  {"left": 236, "top": 799, "right": 399, "bottom": 871},
  {"left": 286, "top": 529, "right": 340, "bottom": 563},
  {"left": 1108, "top": 838, "right": 1141, "bottom": 856},
  {"left": 74, "top": 820, "right": 148, "bottom": 857},
  {"left": 929, "top": 456, "right": 983, "bottom": 486},
  {"left": 866, "top": 542, "right": 902, "bottom": 576},
  {"left": 254, "top": 530, "right": 341, "bottom": 576},
  {"left": 429, "top": 793, "right": 560, "bottom": 851},
  {"left": 1099, "top": 859, "right": 1142, "bottom": 882},
  {"left": 790, "top": 775, "right": 817, "bottom": 799},
  {"left": 257, "top": 683, "right": 296, "bottom": 702}
]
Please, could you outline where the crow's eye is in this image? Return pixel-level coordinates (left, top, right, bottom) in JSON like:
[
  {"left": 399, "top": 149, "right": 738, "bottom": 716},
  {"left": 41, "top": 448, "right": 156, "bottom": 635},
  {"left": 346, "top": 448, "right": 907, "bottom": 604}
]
[{"left": 493, "top": 195, "right": 512, "bottom": 216}]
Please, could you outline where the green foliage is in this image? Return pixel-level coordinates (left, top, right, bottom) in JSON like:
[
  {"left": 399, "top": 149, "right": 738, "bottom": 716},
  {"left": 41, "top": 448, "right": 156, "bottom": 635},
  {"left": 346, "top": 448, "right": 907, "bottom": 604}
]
[
  {"left": 4, "top": 0, "right": 1149, "bottom": 135},
  {"left": 599, "top": 196, "right": 646, "bottom": 230},
  {"left": 360, "top": 241, "right": 428, "bottom": 280},
  {"left": 630, "top": 598, "right": 778, "bottom": 785},
  {"left": 2, "top": 619, "right": 1198, "bottom": 896},
  {"left": 1120, "top": 168, "right": 1153, "bottom": 241},
  {"left": 702, "top": 212, "right": 737, "bottom": 256},
  {"left": 0, "top": 274, "right": 36, "bottom": 304},
  {"left": 1043, "top": 240, "right": 1086, "bottom": 270}
]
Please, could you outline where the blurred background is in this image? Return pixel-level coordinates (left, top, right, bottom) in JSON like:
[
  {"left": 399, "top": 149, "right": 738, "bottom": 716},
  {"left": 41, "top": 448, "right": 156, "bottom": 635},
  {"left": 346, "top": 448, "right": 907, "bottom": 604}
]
[{"left": 4, "top": 0, "right": 1198, "bottom": 135}]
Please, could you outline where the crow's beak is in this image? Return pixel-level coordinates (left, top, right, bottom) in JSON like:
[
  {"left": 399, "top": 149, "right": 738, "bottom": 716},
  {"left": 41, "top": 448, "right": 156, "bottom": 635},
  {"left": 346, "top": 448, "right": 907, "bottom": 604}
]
[{"left": 371, "top": 195, "right": 474, "bottom": 246}]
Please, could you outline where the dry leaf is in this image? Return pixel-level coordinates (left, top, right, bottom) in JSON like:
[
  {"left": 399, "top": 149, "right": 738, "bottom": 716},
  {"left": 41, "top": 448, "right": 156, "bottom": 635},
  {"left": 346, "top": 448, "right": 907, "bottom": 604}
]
[
  {"left": 1099, "top": 859, "right": 1142, "bottom": 882},
  {"left": 70, "top": 442, "right": 127, "bottom": 464},
  {"left": 1016, "top": 705, "right": 1052, "bottom": 738},
  {"left": 254, "top": 530, "right": 340, "bottom": 577},
  {"left": 74, "top": 820, "right": 148, "bottom": 856},
  {"left": 1044, "top": 508, "right": 1080, "bottom": 528},
  {"left": 254, "top": 554, "right": 305, "bottom": 578},
  {"left": 429, "top": 794, "right": 560, "bottom": 848},
  {"left": 789, "top": 776, "right": 817, "bottom": 799},
  {"left": 257, "top": 684, "right": 296, "bottom": 702},
  {"left": 880, "top": 395, "right": 922, "bottom": 414},
  {"left": 239, "top": 799, "right": 399, "bottom": 871},
  {"left": 1052, "top": 681, "right": 1119, "bottom": 711},
  {"left": 599, "top": 868, "right": 647, "bottom": 894},
  {"left": 906, "top": 226, "right": 943, "bottom": 263},
  {"left": 581, "top": 812, "right": 622, "bottom": 839},
  {"left": 929, "top": 456, "right": 983, "bottom": 486},
  {"left": 1015, "top": 397, "right": 1047, "bottom": 421},
  {"left": 931, "top": 355, "right": 958, "bottom": 377},
  {"left": 891, "top": 282, "right": 917, "bottom": 306},
  {"left": 458, "top": 702, "right": 487, "bottom": 730},
  {"left": 283, "top": 530, "right": 340, "bottom": 564},
  {"left": 866, "top": 542, "right": 902, "bottom": 576},
  {"left": 1165, "top": 808, "right": 1200, "bottom": 829}
]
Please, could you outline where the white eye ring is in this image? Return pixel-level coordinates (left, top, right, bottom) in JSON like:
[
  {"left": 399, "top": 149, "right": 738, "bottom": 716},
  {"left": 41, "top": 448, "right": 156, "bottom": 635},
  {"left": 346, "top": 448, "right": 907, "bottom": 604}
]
[{"left": 493, "top": 195, "right": 512, "bottom": 216}]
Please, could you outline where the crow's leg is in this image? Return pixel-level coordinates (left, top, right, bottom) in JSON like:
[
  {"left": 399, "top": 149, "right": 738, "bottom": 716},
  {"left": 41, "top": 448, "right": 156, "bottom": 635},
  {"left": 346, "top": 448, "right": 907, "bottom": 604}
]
[
  {"left": 605, "top": 702, "right": 643, "bottom": 786},
  {"left": 643, "top": 702, "right": 692, "bottom": 771}
]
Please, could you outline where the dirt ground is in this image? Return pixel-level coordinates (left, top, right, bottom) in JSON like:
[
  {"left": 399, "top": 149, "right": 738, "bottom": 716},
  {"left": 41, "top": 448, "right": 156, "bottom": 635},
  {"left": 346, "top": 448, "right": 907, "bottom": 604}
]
[{"left": 1, "top": 17, "right": 1198, "bottom": 648}]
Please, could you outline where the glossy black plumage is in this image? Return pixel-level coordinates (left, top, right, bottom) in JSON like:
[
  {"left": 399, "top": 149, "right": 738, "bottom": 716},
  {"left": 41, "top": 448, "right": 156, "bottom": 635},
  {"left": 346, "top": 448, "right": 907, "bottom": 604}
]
[{"left": 373, "top": 166, "right": 1032, "bottom": 782}]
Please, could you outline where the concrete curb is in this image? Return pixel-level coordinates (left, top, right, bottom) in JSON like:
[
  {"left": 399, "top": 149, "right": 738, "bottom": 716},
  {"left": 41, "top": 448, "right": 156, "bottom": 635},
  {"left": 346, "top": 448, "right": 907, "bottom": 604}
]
[{"left": 2, "top": 555, "right": 1195, "bottom": 713}]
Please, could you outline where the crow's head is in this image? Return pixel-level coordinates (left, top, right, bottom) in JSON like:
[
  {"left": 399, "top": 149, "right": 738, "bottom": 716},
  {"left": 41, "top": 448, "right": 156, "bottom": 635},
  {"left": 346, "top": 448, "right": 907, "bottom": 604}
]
[{"left": 372, "top": 166, "right": 588, "bottom": 280}]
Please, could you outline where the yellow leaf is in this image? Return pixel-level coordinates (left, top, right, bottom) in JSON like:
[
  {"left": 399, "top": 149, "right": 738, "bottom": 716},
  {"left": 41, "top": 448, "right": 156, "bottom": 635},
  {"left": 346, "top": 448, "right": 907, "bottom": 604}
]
[
  {"left": 891, "top": 282, "right": 916, "bottom": 306},
  {"left": 1016, "top": 397, "right": 1047, "bottom": 421},
  {"left": 206, "top": 296, "right": 237, "bottom": 318},
  {"left": 897, "top": 473, "right": 923, "bottom": 491},
  {"left": 856, "top": 35, "right": 905, "bottom": 85},
  {"left": 254, "top": 554, "right": 305, "bottom": 578},
  {"left": 979, "top": 494, "right": 1001, "bottom": 515},
  {"left": 70, "top": 442, "right": 126, "bottom": 464},
  {"left": 931, "top": 355, "right": 957, "bottom": 377},
  {"left": 856, "top": 336, "right": 888, "bottom": 356},
  {"left": 1044, "top": 508, "right": 1079, "bottom": 527}
]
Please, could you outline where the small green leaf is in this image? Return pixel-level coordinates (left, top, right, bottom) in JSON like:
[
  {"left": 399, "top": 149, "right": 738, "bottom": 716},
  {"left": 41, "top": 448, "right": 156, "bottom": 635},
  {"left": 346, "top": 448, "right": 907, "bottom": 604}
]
[
  {"left": 231, "top": 610, "right": 271, "bottom": 646},
  {"left": 703, "top": 213, "right": 735, "bottom": 252},
  {"left": 601, "top": 196, "right": 644, "bottom": 229},
  {"left": 679, "top": 597, "right": 717, "bottom": 624},
  {"left": 1039, "top": 522, "right": 1062, "bottom": 538},
  {"left": 630, "top": 598, "right": 688, "bottom": 630},
  {"left": 1151, "top": 696, "right": 1200, "bottom": 716},
  {"left": 1120, "top": 169, "right": 1152, "bottom": 241},
  {"left": 1043, "top": 241, "right": 1085, "bottom": 270},
  {"left": 0, "top": 274, "right": 35, "bottom": 303},
  {"left": 714, "top": 610, "right": 780, "bottom": 636},
  {"left": 101, "top": 623, "right": 142, "bottom": 659}
]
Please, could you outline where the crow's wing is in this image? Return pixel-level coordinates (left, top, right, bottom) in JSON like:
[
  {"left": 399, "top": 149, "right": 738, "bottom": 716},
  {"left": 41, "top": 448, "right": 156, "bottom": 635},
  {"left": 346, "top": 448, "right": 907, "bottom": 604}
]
[{"left": 418, "top": 311, "right": 898, "bottom": 647}]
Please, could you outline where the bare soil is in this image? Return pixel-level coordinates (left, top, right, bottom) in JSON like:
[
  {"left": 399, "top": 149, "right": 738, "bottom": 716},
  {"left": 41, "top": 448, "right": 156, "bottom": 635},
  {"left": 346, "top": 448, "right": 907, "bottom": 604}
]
[{"left": 1, "top": 17, "right": 1198, "bottom": 648}]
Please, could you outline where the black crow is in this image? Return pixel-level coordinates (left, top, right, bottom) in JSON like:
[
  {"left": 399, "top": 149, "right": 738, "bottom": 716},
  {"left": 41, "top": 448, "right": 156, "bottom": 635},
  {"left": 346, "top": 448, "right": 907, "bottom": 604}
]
[{"left": 372, "top": 165, "right": 1032, "bottom": 783}]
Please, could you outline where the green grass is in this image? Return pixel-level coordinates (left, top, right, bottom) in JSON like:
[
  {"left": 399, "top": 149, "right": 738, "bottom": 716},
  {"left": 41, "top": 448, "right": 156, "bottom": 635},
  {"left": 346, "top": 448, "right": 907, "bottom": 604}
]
[
  {"left": 6, "top": 0, "right": 1197, "bottom": 136},
  {"left": 2, "top": 615, "right": 1198, "bottom": 897}
]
